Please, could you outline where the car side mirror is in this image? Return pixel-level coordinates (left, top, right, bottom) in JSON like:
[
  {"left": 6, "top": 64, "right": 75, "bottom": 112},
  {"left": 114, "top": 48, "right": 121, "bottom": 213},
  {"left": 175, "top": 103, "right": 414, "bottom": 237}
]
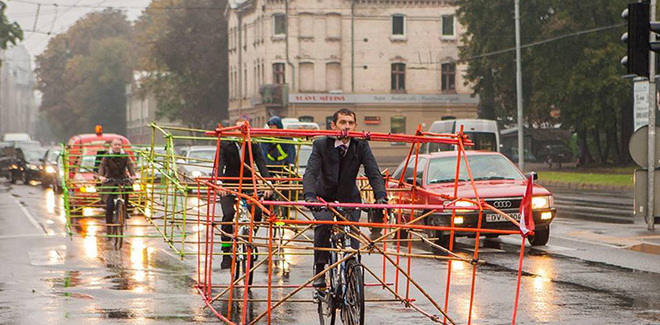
[
  {"left": 527, "top": 172, "right": 538, "bottom": 181},
  {"left": 39, "top": 158, "right": 44, "bottom": 162},
  {"left": 406, "top": 177, "right": 423, "bottom": 187}
]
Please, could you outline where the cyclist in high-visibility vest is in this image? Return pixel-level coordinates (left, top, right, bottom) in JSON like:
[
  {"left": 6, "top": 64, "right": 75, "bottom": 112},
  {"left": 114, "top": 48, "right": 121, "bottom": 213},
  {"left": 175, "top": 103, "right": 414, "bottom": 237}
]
[{"left": 261, "top": 116, "right": 296, "bottom": 167}]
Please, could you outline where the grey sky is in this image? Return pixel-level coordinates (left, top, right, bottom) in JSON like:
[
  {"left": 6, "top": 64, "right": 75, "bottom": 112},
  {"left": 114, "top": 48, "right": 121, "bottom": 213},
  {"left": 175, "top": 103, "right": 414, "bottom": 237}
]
[{"left": 6, "top": 0, "right": 152, "bottom": 61}]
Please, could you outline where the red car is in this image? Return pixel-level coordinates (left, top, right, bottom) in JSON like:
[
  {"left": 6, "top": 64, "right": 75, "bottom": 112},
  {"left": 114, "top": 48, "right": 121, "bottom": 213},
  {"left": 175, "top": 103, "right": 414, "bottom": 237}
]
[
  {"left": 387, "top": 151, "right": 556, "bottom": 249},
  {"left": 65, "top": 128, "right": 136, "bottom": 217}
]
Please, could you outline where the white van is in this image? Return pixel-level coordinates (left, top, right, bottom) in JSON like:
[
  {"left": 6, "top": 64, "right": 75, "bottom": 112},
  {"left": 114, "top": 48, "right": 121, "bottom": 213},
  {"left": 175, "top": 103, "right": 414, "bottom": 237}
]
[
  {"left": 2, "top": 133, "right": 32, "bottom": 142},
  {"left": 423, "top": 119, "right": 499, "bottom": 153}
]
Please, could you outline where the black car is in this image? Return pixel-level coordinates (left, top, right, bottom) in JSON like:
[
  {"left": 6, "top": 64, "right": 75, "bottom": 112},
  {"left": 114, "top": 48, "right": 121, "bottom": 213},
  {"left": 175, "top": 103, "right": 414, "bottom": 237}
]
[
  {"left": 41, "top": 148, "right": 63, "bottom": 192},
  {"left": 11, "top": 148, "right": 48, "bottom": 184}
]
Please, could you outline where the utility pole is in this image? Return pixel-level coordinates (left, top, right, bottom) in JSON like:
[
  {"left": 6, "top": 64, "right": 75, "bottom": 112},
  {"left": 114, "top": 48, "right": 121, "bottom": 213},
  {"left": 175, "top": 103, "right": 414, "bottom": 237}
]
[
  {"left": 648, "top": 0, "right": 657, "bottom": 230},
  {"left": 515, "top": 0, "right": 524, "bottom": 171}
]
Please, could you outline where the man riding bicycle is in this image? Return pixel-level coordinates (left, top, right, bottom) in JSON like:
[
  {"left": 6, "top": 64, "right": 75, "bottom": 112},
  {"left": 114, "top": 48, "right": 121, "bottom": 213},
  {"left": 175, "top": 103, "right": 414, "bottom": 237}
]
[
  {"left": 303, "top": 108, "right": 387, "bottom": 289},
  {"left": 98, "top": 138, "right": 136, "bottom": 225},
  {"left": 217, "top": 118, "right": 273, "bottom": 269}
]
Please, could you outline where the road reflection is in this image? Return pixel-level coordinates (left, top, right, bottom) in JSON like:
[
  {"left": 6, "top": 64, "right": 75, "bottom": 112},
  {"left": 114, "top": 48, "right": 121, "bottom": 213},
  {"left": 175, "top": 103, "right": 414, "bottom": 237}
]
[{"left": 529, "top": 255, "right": 556, "bottom": 323}]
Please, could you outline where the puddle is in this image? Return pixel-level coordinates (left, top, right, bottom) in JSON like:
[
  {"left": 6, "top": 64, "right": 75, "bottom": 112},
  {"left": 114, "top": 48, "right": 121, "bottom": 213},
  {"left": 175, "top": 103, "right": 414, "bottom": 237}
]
[
  {"left": 43, "top": 271, "right": 82, "bottom": 289},
  {"left": 95, "top": 308, "right": 135, "bottom": 319},
  {"left": 626, "top": 243, "right": 660, "bottom": 255}
]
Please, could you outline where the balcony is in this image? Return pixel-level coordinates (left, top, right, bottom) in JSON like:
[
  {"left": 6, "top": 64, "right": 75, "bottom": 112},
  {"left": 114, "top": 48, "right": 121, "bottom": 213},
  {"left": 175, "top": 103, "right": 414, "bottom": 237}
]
[{"left": 253, "top": 83, "right": 289, "bottom": 107}]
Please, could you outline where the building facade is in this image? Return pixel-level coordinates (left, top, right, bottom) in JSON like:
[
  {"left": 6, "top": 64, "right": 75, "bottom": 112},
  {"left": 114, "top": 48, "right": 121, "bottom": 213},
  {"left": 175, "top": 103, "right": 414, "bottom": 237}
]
[
  {"left": 226, "top": 0, "right": 478, "bottom": 162},
  {"left": 126, "top": 72, "right": 182, "bottom": 145},
  {"left": 0, "top": 45, "right": 37, "bottom": 137}
]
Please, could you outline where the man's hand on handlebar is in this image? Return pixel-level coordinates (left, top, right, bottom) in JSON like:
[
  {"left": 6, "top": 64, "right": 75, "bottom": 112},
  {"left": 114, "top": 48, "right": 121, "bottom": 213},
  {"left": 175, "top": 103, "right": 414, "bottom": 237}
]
[{"left": 306, "top": 197, "right": 322, "bottom": 212}]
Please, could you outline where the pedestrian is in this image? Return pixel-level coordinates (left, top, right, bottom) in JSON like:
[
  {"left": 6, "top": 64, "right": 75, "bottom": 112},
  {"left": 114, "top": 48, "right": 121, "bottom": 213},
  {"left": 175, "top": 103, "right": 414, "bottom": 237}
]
[{"left": 302, "top": 108, "right": 388, "bottom": 289}]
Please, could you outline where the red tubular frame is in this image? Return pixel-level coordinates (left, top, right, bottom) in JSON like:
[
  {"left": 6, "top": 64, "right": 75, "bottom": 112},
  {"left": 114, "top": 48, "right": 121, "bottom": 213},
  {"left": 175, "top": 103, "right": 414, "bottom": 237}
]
[{"left": 189, "top": 121, "right": 529, "bottom": 325}]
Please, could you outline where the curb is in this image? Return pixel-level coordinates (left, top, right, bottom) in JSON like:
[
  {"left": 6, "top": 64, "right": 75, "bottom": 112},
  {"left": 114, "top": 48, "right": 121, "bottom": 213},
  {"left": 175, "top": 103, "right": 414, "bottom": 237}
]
[{"left": 538, "top": 180, "right": 632, "bottom": 193}]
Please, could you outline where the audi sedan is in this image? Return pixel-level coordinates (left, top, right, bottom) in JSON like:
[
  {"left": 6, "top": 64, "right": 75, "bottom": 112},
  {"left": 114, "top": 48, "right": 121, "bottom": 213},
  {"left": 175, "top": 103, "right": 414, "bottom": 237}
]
[{"left": 388, "top": 151, "right": 556, "bottom": 250}]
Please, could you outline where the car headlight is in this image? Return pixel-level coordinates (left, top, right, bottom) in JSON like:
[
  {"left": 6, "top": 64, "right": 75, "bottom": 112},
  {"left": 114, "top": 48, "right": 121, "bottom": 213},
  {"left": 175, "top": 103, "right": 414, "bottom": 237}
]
[
  {"left": 455, "top": 200, "right": 477, "bottom": 213},
  {"left": 532, "top": 196, "right": 552, "bottom": 209},
  {"left": 191, "top": 170, "right": 202, "bottom": 178},
  {"left": 27, "top": 163, "right": 37, "bottom": 170},
  {"left": 45, "top": 166, "right": 56, "bottom": 174},
  {"left": 132, "top": 183, "right": 142, "bottom": 191},
  {"left": 80, "top": 185, "right": 97, "bottom": 193}
]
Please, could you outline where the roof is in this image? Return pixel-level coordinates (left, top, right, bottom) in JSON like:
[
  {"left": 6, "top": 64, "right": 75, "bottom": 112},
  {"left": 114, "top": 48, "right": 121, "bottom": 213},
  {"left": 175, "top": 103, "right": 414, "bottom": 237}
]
[{"left": 68, "top": 133, "right": 130, "bottom": 144}]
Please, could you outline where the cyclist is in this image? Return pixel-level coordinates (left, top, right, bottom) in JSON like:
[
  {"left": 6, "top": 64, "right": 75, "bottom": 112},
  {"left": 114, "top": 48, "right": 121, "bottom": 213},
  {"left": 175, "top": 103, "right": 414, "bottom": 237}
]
[
  {"left": 98, "top": 138, "right": 136, "bottom": 225},
  {"left": 217, "top": 118, "right": 273, "bottom": 269},
  {"left": 260, "top": 116, "right": 297, "bottom": 217},
  {"left": 303, "top": 108, "right": 388, "bottom": 289},
  {"left": 260, "top": 116, "right": 296, "bottom": 167}
]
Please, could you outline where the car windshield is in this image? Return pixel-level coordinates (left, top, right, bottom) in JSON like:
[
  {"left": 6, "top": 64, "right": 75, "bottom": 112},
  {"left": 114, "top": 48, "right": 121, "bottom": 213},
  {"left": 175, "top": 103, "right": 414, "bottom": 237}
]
[
  {"left": 426, "top": 154, "right": 524, "bottom": 184},
  {"left": 79, "top": 155, "right": 98, "bottom": 172},
  {"left": 47, "top": 150, "right": 60, "bottom": 162},
  {"left": 24, "top": 149, "right": 47, "bottom": 162},
  {"left": 189, "top": 150, "right": 216, "bottom": 162}
]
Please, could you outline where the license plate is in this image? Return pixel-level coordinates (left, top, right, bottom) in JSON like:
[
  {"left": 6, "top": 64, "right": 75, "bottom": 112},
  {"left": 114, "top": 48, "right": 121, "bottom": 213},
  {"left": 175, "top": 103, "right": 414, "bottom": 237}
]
[{"left": 486, "top": 213, "right": 520, "bottom": 222}]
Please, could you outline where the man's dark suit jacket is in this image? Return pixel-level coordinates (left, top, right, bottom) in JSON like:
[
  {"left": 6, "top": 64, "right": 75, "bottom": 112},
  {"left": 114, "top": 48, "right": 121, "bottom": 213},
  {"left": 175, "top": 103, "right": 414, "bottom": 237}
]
[
  {"left": 217, "top": 140, "right": 271, "bottom": 184},
  {"left": 303, "top": 136, "right": 386, "bottom": 203}
]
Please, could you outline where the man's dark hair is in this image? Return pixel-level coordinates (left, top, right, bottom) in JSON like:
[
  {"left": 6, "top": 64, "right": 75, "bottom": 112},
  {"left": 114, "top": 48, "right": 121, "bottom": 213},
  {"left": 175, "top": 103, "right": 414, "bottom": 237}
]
[{"left": 332, "top": 108, "right": 356, "bottom": 123}]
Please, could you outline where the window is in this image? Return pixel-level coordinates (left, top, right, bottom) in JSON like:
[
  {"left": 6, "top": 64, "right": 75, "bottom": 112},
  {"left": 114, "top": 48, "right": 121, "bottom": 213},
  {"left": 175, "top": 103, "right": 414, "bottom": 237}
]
[
  {"left": 300, "top": 115, "right": 314, "bottom": 122},
  {"left": 391, "top": 63, "right": 405, "bottom": 92},
  {"left": 325, "top": 116, "right": 333, "bottom": 130},
  {"left": 326, "top": 62, "right": 341, "bottom": 91},
  {"left": 326, "top": 13, "right": 341, "bottom": 39},
  {"left": 273, "top": 14, "right": 286, "bottom": 36},
  {"left": 392, "top": 15, "right": 405, "bottom": 36},
  {"left": 299, "top": 62, "right": 314, "bottom": 92},
  {"left": 442, "top": 15, "right": 454, "bottom": 37},
  {"left": 299, "top": 13, "right": 314, "bottom": 38},
  {"left": 441, "top": 63, "right": 456, "bottom": 92},
  {"left": 391, "top": 116, "right": 406, "bottom": 134},
  {"left": 273, "top": 63, "right": 286, "bottom": 84},
  {"left": 243, "top": 23, "right": 247, "bottom": 48}
]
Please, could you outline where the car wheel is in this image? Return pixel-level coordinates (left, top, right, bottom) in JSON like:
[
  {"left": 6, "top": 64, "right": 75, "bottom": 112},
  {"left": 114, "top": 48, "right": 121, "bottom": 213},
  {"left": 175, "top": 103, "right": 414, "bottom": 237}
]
[
  {"left": 22, "top": 173, "right": 29, "bottom": 185},
  {"left": 9, "top": 173, "right": 16, "bottom": 184},
  {"left": 41, "top": 178, "right": 49, "bottom": 189},
  {"left": 528, "top": 227, "right": 550, "bottom": 246}
]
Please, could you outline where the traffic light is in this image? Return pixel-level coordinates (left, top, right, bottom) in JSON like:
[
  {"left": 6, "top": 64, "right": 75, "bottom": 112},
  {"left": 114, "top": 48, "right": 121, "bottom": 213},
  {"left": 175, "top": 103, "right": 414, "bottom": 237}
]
[{"left": 621, "top": 2, "right": 650, "bottom": 77}]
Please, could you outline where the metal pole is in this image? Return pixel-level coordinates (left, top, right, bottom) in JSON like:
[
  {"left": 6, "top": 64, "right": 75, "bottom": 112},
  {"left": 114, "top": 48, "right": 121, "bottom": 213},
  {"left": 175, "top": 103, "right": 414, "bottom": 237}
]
[
  {"left": 648, "top": 0, "right": 657, "bottom": 230},
  {"left": 515, "top": 0, "right": 525, "bottom": 171}
]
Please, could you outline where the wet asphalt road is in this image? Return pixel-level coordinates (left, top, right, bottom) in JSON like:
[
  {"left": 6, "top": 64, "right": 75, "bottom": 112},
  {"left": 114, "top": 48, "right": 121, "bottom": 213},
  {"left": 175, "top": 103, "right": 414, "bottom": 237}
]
[{"left": 1, "top": 180, "right": 660, "bottom": 324}]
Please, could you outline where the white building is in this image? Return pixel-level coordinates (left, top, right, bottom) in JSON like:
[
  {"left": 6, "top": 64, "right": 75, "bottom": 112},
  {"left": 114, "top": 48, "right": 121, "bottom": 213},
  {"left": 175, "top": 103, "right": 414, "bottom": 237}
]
[
  {"left": 0, "top": 45, "right": 37, "bottom": 137},
  {"left": 226, "top": 0, "right": 478, "bottom": 162}
]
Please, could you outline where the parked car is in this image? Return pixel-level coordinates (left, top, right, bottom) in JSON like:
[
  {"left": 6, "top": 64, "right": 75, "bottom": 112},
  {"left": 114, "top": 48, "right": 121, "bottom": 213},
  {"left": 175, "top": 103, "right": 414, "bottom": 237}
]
[
  {"left": 388, "top": 151, "right": 556, "bottom": 250},
  {"left": 41, "top": 147, "right": 63, "bottom": 192}
]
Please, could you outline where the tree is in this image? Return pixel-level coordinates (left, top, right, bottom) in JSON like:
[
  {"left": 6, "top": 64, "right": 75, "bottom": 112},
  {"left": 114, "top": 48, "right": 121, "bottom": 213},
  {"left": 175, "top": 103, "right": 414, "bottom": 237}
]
[
  {"left": 0, "top": 1, "right": 23, "bottom": 51},
  {"left": 457, "top": 0, "right": 631, "bottom": 164},
  {"left": 135, "top": 0, "right": 228, "bottom": 129},
  {"left": 35, "top": 9, "right": 135, "bottom": 139}
]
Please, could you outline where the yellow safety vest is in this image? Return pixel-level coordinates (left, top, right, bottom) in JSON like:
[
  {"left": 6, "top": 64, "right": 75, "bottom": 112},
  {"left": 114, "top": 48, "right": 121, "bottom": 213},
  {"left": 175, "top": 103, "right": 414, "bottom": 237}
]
[{"left": 267, "top": 144, "right": 288, "bottom": 161}]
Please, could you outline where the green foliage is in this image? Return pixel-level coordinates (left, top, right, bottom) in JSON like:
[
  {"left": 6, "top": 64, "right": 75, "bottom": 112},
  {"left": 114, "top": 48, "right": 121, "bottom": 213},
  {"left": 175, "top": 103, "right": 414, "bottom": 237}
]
[
  {"left": 35, "top": 9, "right": 135, "bottom": 139},
  {"left": 135, "top": 0, "right": 228, "bottom": 129},
  {"left": 457, "top": 0, "right": 631, "bottom": 164},
  {"left": 0, "top": 1, "right": 23, "bottom": 51}
]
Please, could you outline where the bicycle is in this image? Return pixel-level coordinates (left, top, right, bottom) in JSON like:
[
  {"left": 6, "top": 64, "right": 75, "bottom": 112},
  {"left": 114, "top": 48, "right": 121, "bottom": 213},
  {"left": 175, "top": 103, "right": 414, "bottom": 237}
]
[
  {"left": 106, "top": 177, "right": 132, "bottom": 250},
  {"left": 233, "top": 194, "right": 262, "bottom": 286},
  {"left": 314, "top": 207, "right": 365, "bottom": 325}
]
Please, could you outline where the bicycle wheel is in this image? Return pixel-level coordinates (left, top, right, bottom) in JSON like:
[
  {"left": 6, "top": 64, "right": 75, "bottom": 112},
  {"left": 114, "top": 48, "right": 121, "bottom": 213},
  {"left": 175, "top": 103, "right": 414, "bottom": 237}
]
[
  {"left": 233, "top": 228, "right": 255, "bottom": 286},
  {"left": 341, "top": 258, "right": 364, "bottom": 325},
  {"left": 114, "top": 201, "right": 125, "bottom": 250},
  {"left": 317, "top": 266, "right": 337, "bottom": 325}
]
